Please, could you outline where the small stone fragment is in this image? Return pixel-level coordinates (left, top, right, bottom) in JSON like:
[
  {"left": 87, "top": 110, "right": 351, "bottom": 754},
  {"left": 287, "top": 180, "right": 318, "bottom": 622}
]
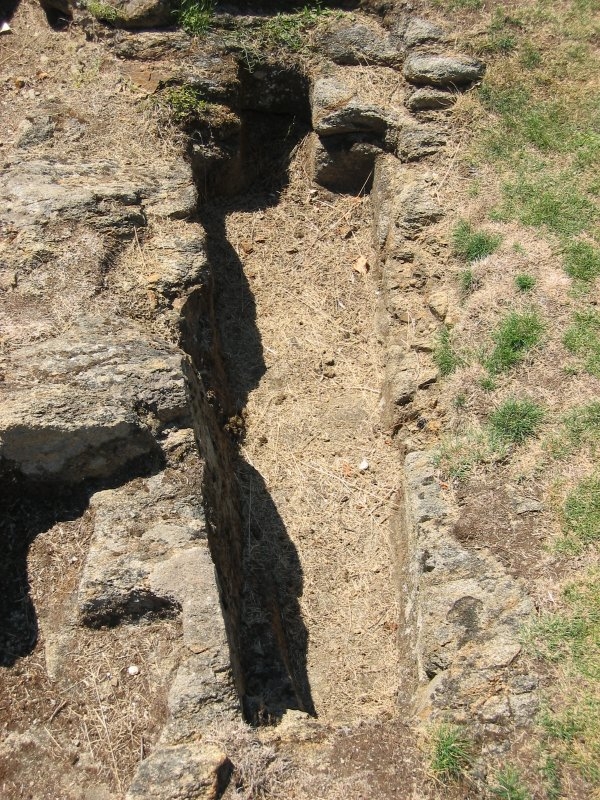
[
  {"left": 428, "top": 291, "right": 448, "bottom": 320},
  {"left": 406, "top": 88, "right": 457, "bottom": 112},
  {"left": 403, "top": 54, "right": 485, "bottom": 87},
  {"left": 514, "top": 498, "right": 543, "bottom": 514}
]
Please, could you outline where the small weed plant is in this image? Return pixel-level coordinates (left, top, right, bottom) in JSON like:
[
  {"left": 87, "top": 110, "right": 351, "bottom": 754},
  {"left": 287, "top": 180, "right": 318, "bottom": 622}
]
[
  {"left": 453, "top": 220, "right": 501, "bottom": 263},
  {"left": 515, "top": 273, "right": 535, "bottom": 292},
  {"left": 434, "top": 327, "right": 462, "bottom": 377},
  {"left": 491, "top": 766, "right": 531, "bottom": 800},
  {"left": 430, "top": 724, "right": 471, "bottom": 780},
  {"left": 165, "top": 85, "right": 209, "bottom": 123},
  {"left": 459, "top": 268, "right": 479, "bottom": 296},
  {"left": 84, "top": 0, "right": 121, "bottom": 22},
  {"left": 489, "top": 398, "right": 544, "bottom": 444},
  {"left": 175, "top": 0, "right": 214, "bottom": 35},
  {"left": 486, "top": 311, "right": 544, "bottom": 374}
]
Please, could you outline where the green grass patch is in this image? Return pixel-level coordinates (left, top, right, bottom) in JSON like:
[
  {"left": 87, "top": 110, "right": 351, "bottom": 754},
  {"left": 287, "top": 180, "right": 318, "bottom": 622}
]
[
  {"left": 489, "top": 398, "right": 544, "bottom": 444},
  {"left": 562, "top": 475, "right": 600, "bottom": 549},
  {"left": 430, "top": 724, "right": 471, "bottom": 780},
  {"left": 84, "top": 0, "right": 121, "bottom": 22},
  {"left": 564, "top": 241, "right": 600, "bottom": 284},
  {"left": 564, "top": 310, "right": 600, "bottom": 377},
  {"left": 529, "top": 573, "right": 600, "bottom": 786},
  {"left": 490, "top": 766, "right": 531, "bottom": 800},
  {"left": 434, "top": 326, "right": 463, "bottom": 377},
  {"left": 164, "top": 84, "right": 210, "bottom": 123},
  {"left": 499, "top": 173, "right": 597, "bottom": 237},
  {"left": 224, "top": 2, "right": 333, "bottom": 63},
  {"left": 479, "top": 376, "right": 496, "bottom": 391},
  {"left": 540, "top": 697, "right": 600, "bottom": 787},
  {"left": 175, "top": 0, "right": 214, "bottom": 35},
  {"left": 486, "top": 311, "right": 545, "bottom": 374},
  {"left": 453, "top": 220, "right": 501, "bottom": 263},
  {"left": 519, "top": 41, "right": 542, "bottom": 69},
  {"left": 515, "top": 273, "right": 536, "bottom": 292},
  {"left": 433, "top": 0, "right": 483, "bottom": 9},
  {"left": 540, "top": 756, "right": 562, "bottom": 800},
  {"left": 550, "top": 402, "right": 600, "bottom": 459}
]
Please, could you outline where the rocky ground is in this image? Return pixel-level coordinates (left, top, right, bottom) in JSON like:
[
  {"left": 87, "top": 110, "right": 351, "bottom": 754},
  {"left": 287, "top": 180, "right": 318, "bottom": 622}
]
[{"left": 1, "top": 0, "right": 590, "bottom": 798}]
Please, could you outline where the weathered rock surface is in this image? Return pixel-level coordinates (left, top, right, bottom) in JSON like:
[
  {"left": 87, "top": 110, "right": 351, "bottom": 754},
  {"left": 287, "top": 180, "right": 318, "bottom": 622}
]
[
  {"left": 403, "top": 54, "right": 485, "bottom": 87},
  {"left": 314, "top": 18, "right": 403, "bottom": 66},
  {"left": 127, "top": 744, "right": 232, "bottom": 800},
  {"left": 403, "top": 452, "right": 537, "bottom": 727},
  {"left": 312, "top": 76, "right": 393, "bottom": 137},
  {"left": 40, "top": 0, "right": 174, "bottom": 28},
  {"left": 309, "top": 132, "right": 381, "bottom": 193},
  {"left": 406, "top": 87, "right": 457, "bottom": 112},
  {"left": 77, "top": 438, "right": 205, "bottom": 625},
  {"left": 398, "top": 16, "right": 446, "bottom": 48},
  {"left": 0, "top": 327, "right": 188, "bottom": 481}
]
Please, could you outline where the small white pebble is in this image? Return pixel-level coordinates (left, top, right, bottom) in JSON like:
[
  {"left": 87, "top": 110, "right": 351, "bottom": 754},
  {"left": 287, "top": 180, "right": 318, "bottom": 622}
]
[
  {"left": 358, "top": 459, "right": 369, "bottom": 472},
  {"left": 127, "top": 665, "right": 139, "bottom": 676}
]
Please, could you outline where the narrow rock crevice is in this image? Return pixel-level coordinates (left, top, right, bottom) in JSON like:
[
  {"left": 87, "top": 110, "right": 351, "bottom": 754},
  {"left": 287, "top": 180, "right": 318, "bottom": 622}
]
[{"left": 178, "top": 64, "right": 316, "bottom": 723}]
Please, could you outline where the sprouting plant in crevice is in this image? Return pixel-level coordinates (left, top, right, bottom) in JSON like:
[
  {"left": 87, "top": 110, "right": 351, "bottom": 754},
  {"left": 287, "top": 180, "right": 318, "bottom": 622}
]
[
  {"left": 175, "top": 0, "right": 215, "bottom": 35},
  {"left": 430, "top": 723, "right": 471, "bottom": 781}
]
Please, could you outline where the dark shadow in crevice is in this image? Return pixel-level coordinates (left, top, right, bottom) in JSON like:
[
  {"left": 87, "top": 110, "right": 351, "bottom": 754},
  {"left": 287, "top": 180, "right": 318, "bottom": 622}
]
[
  {"left": 1, "top": 0, "right": 21, "bottom": 22},
  {"left": 238, "top": 461, "right": 315, "bottom": 721},
  {"left": 0, "top": 447, "right": 165, "bottom": 668}
]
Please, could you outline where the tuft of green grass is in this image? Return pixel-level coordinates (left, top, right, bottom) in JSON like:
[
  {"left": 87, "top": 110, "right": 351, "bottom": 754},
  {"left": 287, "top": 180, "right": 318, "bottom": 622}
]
[
  {"left": 164, "top": 84, "right": 209, "bottom": 123},
  {"left": 540, "top": 756, "right": 562, "bottom": 800},
  {"left": 479, "top": 376, "right": 496, "bottom": 391},
  {"left": 489, "top": 398, "right": 544, "bottom": 444},
  {"left": 520, "top": 41, "right": 542, "bottom": 68},
  {"left": 453, "top": 220, "right": 501, "bottom": 263},
  {"left": 564, "top": 310, "right": 600, "bottom": 377},
  {"left": 459, "top": 268, "right": 479, "bottom": 296},
  {"left": 515, "top": 273, "right": 536, "bottom": 292},
  {"left": 224, "top": 2, "right": 333, "bottom": 65},
  {"left": 434, "top": 327, "right": 463, "bottom": 377},
  {"left": 491, "top": 766, "right": 531, "bottom": 800},
  {"left": 175, "top": 0, "right": 214, "bottom": 35},
  {"left": 430, "top": 724, "right": 471, "bottom": 780},
  {"left": 486, "top": 311, "right": 545, "bottom": 374},
  {"left": 563, "top": 241, "right": 600, "bottom": 284},
  {"left": 563, "top": 475, "right": 600, "bottom": 549},
  {"left": 84, "top": 0, "right": 121, "bottom": 22}
]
